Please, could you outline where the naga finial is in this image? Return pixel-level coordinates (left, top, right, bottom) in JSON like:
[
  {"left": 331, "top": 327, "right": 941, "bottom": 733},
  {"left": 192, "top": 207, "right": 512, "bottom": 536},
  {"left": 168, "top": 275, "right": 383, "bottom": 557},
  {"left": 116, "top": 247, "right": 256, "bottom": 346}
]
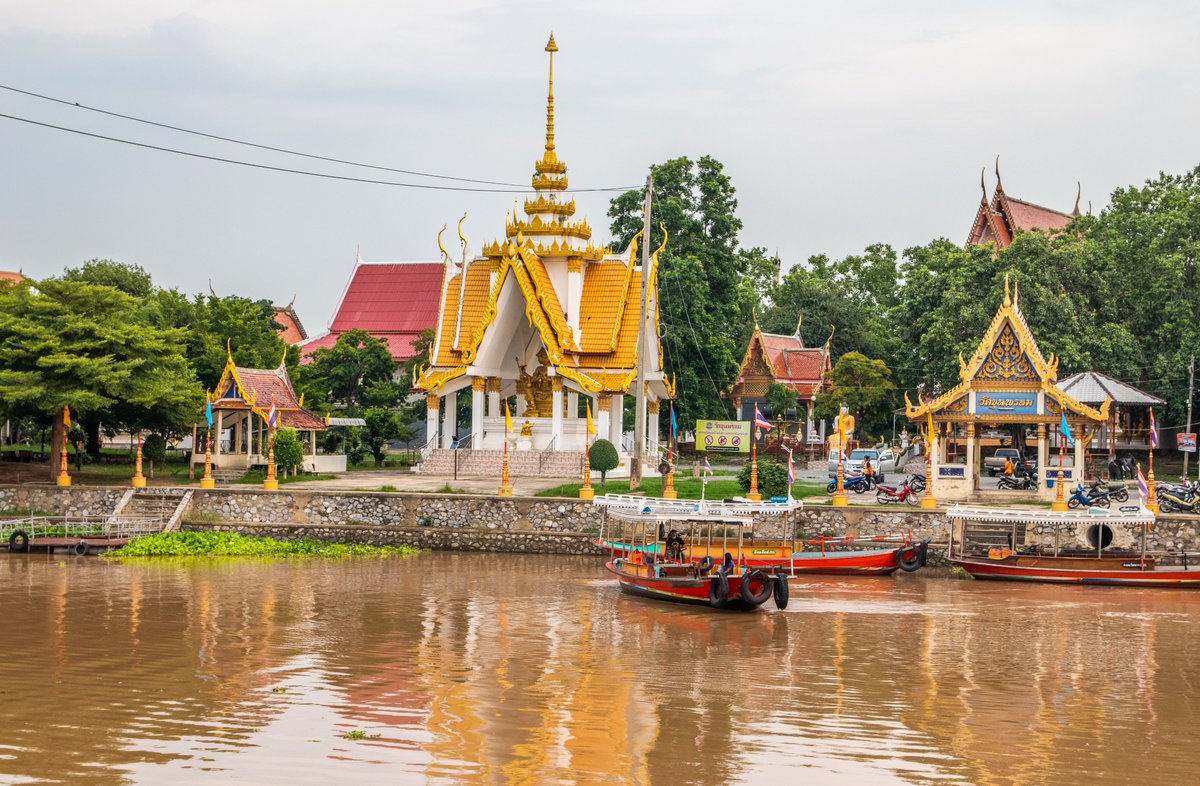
[
  {"left": 1004, "top": 272, "right": 1011, "bottom": 306},
  {"left": 794, "top": 311, "right": 803, "bottom": 339},
  {"left": 651, "top": 222, "right": 669, "bottom": 263},
  {"left": 994, "top": 154, "right": 1003, "bottom": 191},
  {"left": 437, "top": 224, "right": 449, "bottom": 265},
  {"left": 1073, "top": 182, "right": 1082, "bottom": 216},
  {"left": 457, "top": 212, "right": 469, "bottom": 265}
]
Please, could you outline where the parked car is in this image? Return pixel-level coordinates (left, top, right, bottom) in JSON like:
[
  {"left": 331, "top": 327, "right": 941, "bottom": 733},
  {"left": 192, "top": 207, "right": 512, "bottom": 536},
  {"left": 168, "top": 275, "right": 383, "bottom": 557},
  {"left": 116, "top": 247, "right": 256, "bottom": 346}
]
[
  {"left": 984, "top": 448, "right": 1036, "bottom": 476},
  {"left": 828, "top": 447, "right": 896, "bottom": 479}
]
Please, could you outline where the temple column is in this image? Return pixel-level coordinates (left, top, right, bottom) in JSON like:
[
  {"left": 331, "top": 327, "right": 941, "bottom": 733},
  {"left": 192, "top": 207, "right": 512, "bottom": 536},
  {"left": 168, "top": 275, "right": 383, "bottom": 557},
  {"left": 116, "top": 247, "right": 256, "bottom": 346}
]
[
  {"left": 551, "top": 377, "right": 564, "bottom": 449},
  {"left": 215, "top": 410, "right": 224, "bottom": 460},
  {"left": 426, "top": 394, "right": 440, "bottom": 451},
  {"left": 470, "top": 377, "right": 485, "bottom": 447},
  {"left": 966, "top": 422, "right": 977, "bottom": 489},
  {"left": 442, "top": 391, "right": 456, "bottom": 449},
  {"left": 609, "top": 394, "right": 624, "bottom": 449},
  {"left": 1037, "top": 423, "right": 1048, "bottom": 478},
  {"left": 806, "top": 401, "right": 815, "bottom": 443},
  {"left": 1073, "top": 419, "right": 1086, "bottom": 475},
  {"left": 487, "top": 377, "right": 501, "bottom": 418},
  {"left": 648, "top": 400, "right": 661, "bottom": 457},
  {"left": 567, "top": 390, "right": 579, "bottom": 420},
  {"left": 734, "top": 397, "right": 743, "bottom": 421},
  {"left": 596, "top": 394, "right": 611, "bottom": 445}
]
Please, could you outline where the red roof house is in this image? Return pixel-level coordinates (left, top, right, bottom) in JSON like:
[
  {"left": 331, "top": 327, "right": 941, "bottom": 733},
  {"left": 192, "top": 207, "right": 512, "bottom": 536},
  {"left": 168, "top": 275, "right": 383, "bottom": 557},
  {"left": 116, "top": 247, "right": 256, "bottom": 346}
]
[
  {"left": 967, "top": 161, "right": 1079, "bottom": 249},
  {"left": 301, "top": 256, "right": 445, "bottom": 363},
  {"left": 727, "top": 319, "right": 833, "bottom": 420}
]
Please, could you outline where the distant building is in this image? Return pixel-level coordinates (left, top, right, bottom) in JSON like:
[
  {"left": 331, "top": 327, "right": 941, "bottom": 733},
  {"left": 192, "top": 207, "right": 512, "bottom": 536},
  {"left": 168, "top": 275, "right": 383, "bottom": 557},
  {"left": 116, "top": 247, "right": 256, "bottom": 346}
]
[
  {"left": 273, "top": 301, "right": 308, "bottom": 344},
  {"left": 967, "top": 161, "right": 1079, "bottom": 249},
  {"left": 300, "top": 255, "right": 444, "bottom": 364},
  {"left": 0, "top": 269, "right": 24, "bottom": 285}
]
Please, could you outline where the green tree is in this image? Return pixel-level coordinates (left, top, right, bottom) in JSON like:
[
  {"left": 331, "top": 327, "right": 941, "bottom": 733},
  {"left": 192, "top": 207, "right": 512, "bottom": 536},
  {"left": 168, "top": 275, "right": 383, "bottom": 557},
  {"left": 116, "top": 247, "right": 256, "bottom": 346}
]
[
  {"left": 764, "top": 381, "right": 799, "bottom": 419},
  {"left": 814, "top": 352, "right": 897, "bottom": 438},
  {"left": 589, "top": 439, "right": 619, "bottom": 490},
  {"left": 142, "top": 432, "right": 167, "bottom": 478},
  {"left": 0, "top": 278, "right": 203, "bottom": 480},
  {"left": 63, "top": 259, "right": 154, "bottom": 298},
  {"left": 608, "top": 156, "right": 748, "bottom": 430},
  {"left": 737, "top": 458, "right": 788, "bottom": 498},
  {"left": 273, "top": 428, "right": 304, "bottom": 475},
  {"left": 297, "top": 329, "right": 396, "bottom": 410}
]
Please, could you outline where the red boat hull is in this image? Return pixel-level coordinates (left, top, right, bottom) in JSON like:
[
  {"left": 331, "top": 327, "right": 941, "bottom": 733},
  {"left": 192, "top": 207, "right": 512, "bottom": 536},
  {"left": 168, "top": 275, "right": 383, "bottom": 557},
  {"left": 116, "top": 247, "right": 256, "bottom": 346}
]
[
  {"left": 604, "top": 561, "right": 773, "bottom": 610},
  {"left": 597, "top": 540, "right": 913, "bottom": 575},
  {"left": 951, "top": 556, "right": 1200, "bottom": 587}
]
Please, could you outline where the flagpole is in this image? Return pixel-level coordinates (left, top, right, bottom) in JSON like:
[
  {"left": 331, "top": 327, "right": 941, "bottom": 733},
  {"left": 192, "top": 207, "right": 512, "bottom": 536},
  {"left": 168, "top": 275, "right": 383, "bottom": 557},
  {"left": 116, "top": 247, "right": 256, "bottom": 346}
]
[
  {"left": 1147, "top": 410, "right": 1159, "bottom": 513},
  {"left": 132, "top": 430, "right": 147, "bottom": 488},
  {"left": 831, "top": 414, "right": 848, "bottom": 507},
  {"left": 56, "top": 405, "right": 72, "bottom": 487},
  {"left": 1051, "top": 421, "right": 1067, "bottom": 511},
  {"left": 580, "top": 401, "right": 595, "bottom": 500},
  {"left": 499, "top": 402, "right": 513, "bottom": 497},
  {"left": 263, "top": 397, "right": 278, "bottom": 490}
]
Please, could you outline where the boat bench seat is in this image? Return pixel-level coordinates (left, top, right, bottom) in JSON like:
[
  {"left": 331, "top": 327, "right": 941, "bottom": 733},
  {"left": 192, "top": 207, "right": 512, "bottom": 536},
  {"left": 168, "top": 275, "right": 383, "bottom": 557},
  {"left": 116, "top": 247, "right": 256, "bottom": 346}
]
[{"left": 655, "top": 564, "right": 695, "bottom": 578}]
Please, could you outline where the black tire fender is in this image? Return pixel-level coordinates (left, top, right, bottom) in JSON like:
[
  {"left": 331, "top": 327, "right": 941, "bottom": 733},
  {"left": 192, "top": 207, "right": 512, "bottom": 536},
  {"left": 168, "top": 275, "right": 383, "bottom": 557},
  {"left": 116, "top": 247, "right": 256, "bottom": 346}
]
[
  {"left": 738, "top": 570, "right": 773, "bottom": 606},
  {"left": 697, "top": 555, "right": 714, "bottom": 574},
  {"left": 708, "top": 573, "right": 729, "bottom": 608},
  {"left": 773, "top": 573, "right": 790, "bottom": 610},
  {"left": 899, "top": 543, "right": 924, "bottom": 572},
  {"left": 73, "top": 540, "right": 89, "bottom": 556},
  {"left": 8, "top": 529, "right": 29, "bottom": 553}
]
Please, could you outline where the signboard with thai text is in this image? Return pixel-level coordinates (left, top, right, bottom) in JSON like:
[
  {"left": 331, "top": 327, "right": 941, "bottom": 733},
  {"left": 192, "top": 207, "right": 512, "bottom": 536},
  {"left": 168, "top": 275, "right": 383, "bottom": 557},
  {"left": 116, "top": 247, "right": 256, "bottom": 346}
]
[
  {"left": 1179, "top": 433, "right": 1197, "bottom": 453},
  {"left": 695, "top": 420, "right": 751, "bottom": 453},
  {"left": 973, "top": 392, "right": 1038, "bottom": 416}
]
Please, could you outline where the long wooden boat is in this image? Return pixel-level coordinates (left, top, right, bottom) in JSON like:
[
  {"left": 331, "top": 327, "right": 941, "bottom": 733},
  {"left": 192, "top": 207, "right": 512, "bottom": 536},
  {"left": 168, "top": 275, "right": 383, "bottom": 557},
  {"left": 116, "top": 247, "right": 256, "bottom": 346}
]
[
  {"left": 605, "top": 557, "right": 782, "bottom": 610},
  {"left": 947, "top": 505, "right": 1200, "bottom": 588}
]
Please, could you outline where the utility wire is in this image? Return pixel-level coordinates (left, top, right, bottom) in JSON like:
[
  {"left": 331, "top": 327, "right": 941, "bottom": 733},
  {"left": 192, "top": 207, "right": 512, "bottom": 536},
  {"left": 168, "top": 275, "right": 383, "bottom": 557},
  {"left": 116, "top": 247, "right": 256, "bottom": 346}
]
[
  {"left": 1, "top": 82, "right": 521, "bottom": 188},
  {"left": 0, "top": 111, "right": 636, "bottom": 194}
]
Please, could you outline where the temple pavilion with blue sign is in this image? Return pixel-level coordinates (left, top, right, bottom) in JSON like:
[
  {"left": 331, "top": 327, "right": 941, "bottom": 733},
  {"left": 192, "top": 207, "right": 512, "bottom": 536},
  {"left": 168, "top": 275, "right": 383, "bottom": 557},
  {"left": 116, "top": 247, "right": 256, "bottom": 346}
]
[{"left": 905, "top": 276, "right": 1110, "bottom": 502}]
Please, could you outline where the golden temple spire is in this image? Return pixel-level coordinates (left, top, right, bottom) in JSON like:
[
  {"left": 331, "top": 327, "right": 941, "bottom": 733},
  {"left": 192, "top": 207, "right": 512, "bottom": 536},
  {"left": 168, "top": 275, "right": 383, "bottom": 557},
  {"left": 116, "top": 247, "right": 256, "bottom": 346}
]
[{"left": 544, "top": 33, "right": 557, "bottom": 159}]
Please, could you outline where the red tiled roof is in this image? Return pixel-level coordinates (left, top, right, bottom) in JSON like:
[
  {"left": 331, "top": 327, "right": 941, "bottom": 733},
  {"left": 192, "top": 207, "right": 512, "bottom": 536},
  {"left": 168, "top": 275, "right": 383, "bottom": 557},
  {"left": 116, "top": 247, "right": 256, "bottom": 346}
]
[
  {"left": 760, "top": 333, "right": 828, "bottom": 382},
  {"left": 0, "top": 270, "right": 23, "bottom": 284},
  {"left": 329, "top": 262, "right": 444, "bottom": 334},
  {"left": 1004, "top": 197, "right": 1074, "bottom": 234},
  {"left": 301, "top": 261, "right": 444, "bottom": 364},
  {"left": 273, "top": 306, "right": 307, "bottom": 344},
  {"left": 214, "top": 365, "right": 326, "bottom": 430}
]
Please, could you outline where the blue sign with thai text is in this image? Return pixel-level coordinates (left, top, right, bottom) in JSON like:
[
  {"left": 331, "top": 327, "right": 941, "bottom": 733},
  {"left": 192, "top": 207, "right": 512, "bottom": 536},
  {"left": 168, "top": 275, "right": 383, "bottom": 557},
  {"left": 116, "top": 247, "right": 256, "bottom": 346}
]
[{"left": 974, "top": 392, "right": 1038, "bottom": 415}]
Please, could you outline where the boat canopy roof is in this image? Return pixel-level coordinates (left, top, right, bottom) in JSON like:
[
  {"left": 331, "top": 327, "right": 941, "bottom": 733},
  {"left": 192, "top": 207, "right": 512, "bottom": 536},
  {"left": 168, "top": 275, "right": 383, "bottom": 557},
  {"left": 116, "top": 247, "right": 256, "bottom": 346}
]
[
  {"left": 947, "top": 504, "right": 1154, "bottom": 526},
  {"left": 593, "top": 494, "right": 801, "bottom": 522}
]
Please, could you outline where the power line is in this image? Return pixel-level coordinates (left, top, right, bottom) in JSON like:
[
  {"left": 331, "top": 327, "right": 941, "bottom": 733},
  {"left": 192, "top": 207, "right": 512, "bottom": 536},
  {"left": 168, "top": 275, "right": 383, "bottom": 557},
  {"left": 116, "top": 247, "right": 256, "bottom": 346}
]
[
  {"left": 0, "top": 82, "right": 523, "bottom": 188},
  {"left": 0, "top": 111, "right": 637, "bottom": 194}
]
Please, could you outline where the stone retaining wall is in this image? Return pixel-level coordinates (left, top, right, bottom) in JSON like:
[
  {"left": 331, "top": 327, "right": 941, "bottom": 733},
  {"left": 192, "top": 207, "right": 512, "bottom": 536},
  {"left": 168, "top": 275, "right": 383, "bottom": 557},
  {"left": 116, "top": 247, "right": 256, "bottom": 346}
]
[{"left": 0, "top": 485, "right": 125, "bottom": 518}]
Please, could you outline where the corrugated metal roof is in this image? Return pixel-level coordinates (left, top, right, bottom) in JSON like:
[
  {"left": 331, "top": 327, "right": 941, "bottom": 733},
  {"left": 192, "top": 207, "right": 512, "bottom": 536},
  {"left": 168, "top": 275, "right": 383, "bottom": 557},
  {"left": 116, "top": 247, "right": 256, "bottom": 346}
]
[{"left": 1057, "top": 371, "right": 1165, "bottom": 406}]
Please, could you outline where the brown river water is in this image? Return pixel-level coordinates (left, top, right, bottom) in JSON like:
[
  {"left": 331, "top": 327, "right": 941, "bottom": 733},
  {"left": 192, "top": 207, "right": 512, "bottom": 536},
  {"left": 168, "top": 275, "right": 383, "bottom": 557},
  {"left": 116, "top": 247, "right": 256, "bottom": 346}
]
[{"left": 0, "top": 551, "right": 1197, "bottom": 786}]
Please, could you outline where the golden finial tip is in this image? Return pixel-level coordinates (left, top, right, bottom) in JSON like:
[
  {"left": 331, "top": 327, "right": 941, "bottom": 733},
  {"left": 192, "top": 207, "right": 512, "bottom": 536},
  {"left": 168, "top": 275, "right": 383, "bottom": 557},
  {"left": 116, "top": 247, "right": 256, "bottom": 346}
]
[{"left": 545, "top": 33, "right": 558, "bottom": 52}]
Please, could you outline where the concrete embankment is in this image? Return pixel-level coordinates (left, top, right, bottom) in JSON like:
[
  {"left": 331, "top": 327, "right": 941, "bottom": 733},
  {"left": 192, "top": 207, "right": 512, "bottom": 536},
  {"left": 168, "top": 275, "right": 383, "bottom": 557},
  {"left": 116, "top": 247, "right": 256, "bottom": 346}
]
[{"left": 3, "top": 484, "right": 1199, "bottom": 562}]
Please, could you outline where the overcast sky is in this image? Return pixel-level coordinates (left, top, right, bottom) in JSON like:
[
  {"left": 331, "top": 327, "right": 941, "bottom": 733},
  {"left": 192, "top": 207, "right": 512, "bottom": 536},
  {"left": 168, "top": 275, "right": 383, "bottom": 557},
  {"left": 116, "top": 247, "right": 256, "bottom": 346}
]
[{"left": 2, "top": 1, "right": 1197, "bottom": 336}]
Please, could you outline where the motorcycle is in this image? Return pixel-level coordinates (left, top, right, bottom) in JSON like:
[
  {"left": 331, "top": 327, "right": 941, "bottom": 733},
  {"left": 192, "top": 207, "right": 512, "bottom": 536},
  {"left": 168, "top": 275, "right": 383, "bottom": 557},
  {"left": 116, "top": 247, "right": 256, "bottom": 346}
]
[
  {"left": 1067, "top": 482, "right": 1110, "bottom": 509},
  {"left": 826, "top": 474, "right": 871, "bottom": 494},
  {"left": 998, "top": 467, "right": 1038, "bottom": 491},
  {"left": 1158, "top": 481, "right": 1198, "bottom": 513},
  {"left": 1090, "top": 478, "right": 1129, "bottom": 502},
  {"left": 876, "top": 478, "right": 921, "bottom": 506},
  {"left": 908, "top": 473, "right": 926, "bottom": 493}
]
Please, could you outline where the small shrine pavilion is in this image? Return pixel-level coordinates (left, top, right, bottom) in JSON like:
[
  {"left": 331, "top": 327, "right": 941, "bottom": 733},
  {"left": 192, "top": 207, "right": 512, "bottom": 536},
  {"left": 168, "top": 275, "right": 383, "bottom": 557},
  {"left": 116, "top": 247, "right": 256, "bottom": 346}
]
[
  {"left": 1057, "top": 371, "right": 1165, "bottom": 457},
  {"left": 967, "top": 162, "right": 1079, "bottom": 249},
  {"left": 414, "top": 36, "right": 671, "bottom": 464},
  {"left": 191, "top": 350, "right": 336, "bottom": 474},
  {"left": 905, "top": 277, "right": 1110, "bottom": 501},
  {"left": 726, "top": 318, "right": 832, "bottom": 445}
]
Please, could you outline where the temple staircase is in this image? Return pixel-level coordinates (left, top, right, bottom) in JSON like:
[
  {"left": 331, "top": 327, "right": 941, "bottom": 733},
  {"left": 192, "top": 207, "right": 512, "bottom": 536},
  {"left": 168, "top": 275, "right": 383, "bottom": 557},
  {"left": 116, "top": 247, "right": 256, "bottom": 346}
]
[
  {"left": 108, "top": 489, "right": 194, "bottom": 532},
  {"left": 417, "top": 449, "right": 585, "bottom": 478}
]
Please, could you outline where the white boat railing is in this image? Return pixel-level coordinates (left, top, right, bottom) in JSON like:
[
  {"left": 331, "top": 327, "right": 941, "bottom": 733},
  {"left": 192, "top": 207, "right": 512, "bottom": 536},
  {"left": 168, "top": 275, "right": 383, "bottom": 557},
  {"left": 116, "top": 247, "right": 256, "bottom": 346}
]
[
  {"left": 947, "top": 504, "right": 1154, "bottom": 526},
  {"left": 593, "top": 493, "right": 801, "bottom": 521}
]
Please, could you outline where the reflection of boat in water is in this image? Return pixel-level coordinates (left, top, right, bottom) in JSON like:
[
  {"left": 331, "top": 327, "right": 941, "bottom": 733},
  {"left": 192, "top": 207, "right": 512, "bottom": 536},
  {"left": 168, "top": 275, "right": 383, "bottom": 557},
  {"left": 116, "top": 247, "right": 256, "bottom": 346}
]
[
  {"left": 947, "top": 505, "right": 1200, "bottom": 587},
  {"left": 596, "top": 494, "right": 928, "bottom": 576},
  {"left": 595, "top": 495, "right": 792, "bottom": 611}
]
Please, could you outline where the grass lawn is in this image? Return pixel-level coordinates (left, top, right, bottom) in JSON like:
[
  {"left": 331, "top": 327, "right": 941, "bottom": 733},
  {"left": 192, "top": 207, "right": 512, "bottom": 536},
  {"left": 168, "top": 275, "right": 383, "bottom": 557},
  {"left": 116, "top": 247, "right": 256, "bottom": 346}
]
[
  {"left": 236, "top": 470, "right": 336, "bottom": 485},
  {"left": 535, "top": 475, "right": 827, "bottom": 500}
]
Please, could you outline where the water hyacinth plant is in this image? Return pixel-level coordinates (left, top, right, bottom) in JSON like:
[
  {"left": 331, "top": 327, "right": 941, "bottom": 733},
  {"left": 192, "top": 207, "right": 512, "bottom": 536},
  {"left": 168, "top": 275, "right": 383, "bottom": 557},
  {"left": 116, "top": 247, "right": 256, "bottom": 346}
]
[{"left": 103, "top": 530, "right": 420, "bottom": 558}]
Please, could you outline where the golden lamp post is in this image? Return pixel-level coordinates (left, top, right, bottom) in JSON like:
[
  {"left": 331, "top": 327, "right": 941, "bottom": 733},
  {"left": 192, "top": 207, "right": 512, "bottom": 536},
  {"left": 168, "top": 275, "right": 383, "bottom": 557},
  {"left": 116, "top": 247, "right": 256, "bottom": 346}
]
[
  {"left": 1146, "top": 407, "right": 1160, "bottom": 513},
  {"left": 199, "top": 428, "right": 215, "bottom": 489},
  {"left": 1051, "top": 425, "right": 1068, "bottom": 512},
  {"left": 919, "top": 416, "right": 937, "bottom": 509},
  {"left": 131, "top": 431, "right": 147, "bottom": 488},
  {"left": 498, "top": 402, "right": 513, "bottom": 497},
  {"left": 830, "top": 414, "right": 848, "bottom": 507},
  {"left": 263, "top": 427, "right": 278, "bottom": 490},
  {"left": 56, "top": 404, "right": 72, "bottom": 487},
  {"left": 579, "top": 401, "right": 596, "bottom": 500}
]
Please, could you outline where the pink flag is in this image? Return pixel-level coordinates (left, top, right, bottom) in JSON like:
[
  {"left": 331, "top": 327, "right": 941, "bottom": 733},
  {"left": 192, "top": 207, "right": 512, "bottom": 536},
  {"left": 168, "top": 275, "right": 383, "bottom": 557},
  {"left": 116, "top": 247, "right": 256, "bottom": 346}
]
[{"left": 1137, "top": 464, "right": 1148, "bottom": 501}]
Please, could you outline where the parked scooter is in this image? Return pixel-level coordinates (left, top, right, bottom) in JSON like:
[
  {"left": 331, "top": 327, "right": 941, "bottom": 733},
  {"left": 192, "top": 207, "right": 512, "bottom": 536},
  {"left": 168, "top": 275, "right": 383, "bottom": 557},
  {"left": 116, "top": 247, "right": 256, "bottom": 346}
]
[
  {"left": 876, "top": 478, "right": 921, "bottom": 506},
  {"left": 998, "top": 466, "right": 1038, "bottom": 491},
  {"left": 1090, "top": 478, "right": 1129, "bottom": 502},
  {"left": 1067, "top": 482, "right": 1110, "bottom": 509},
  {"left": 826, "top": 474, "right": 871, "bottom": 494},
  {"left": 1158, "top": 480, "right": 1198, "bottom": 513}
]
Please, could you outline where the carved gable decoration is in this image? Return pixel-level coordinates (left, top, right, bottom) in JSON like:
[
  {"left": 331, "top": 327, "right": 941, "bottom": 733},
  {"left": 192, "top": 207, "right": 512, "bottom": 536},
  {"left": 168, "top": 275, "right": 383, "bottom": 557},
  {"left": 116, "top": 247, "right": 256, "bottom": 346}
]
[{"left": 975, "top": 322, "right": 1038, "bottom": 383}]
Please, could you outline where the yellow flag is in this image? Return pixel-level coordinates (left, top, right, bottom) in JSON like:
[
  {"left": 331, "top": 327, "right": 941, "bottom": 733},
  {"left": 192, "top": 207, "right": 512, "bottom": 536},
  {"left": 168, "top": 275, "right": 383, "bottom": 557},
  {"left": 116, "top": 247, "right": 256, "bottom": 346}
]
[
  {"left": 63, "top": 404, "right": 71, "bottom": 429},
  {"left": 586, "top": 401, "right": 596, "bottom": 436},
  {"left": 926, "top": 411, "right": 935, "bottom": 446},
  {"left": 505, "top": 401, "right": 512, "bottom": 433}
]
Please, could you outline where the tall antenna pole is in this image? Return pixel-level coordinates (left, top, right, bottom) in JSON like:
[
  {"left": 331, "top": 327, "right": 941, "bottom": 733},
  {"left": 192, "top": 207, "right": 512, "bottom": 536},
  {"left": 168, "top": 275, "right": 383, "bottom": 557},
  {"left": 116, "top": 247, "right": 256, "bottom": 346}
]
[
  {"left": 1186, "top": 353, "right": 1195, "bottom": 480},
  {"left": 630, "top": 175, "right": 653, "bottom": 490}
]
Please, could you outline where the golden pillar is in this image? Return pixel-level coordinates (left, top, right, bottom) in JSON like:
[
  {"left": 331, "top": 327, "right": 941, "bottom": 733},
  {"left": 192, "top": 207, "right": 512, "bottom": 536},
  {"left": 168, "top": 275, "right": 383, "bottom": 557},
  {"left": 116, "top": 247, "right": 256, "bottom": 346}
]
[
  {"left": 263, "top": 426, "right": 278, "bottom": 491},
  {"left": 56, "top": 428, "right": 71, "bottom": 487},
  {"left": 131, "top": 431, "right": 147, "bottom": 488},
  {"left": 919, "top": 422, "right": 937, "bottom": 509},
  {"left": 1051, "top": 418, "right": 1067, "bottom": 511},
  {"left": 199, "top": 427, "right": 215, "bottom": 489}
]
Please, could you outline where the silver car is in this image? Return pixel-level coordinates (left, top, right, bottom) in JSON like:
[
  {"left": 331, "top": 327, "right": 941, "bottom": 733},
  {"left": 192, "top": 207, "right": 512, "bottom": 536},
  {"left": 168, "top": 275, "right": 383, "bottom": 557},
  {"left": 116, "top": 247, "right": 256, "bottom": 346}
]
[{"left": 827, "top": 448, "right": 896, "bottom": 479}]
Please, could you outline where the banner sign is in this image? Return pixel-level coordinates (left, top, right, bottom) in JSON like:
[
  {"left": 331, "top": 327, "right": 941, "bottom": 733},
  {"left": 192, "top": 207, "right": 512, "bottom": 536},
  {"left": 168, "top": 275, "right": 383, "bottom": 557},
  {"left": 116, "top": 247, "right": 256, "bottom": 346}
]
[
  {"left": 696, "top": 420, "right": 751, "bottom": 453},
  {"left": 973, "top": 392, "right": 1038, "bottom": 416},
  {"left": 1179, "top": 433, "right": 1197, "bottom": 453}
]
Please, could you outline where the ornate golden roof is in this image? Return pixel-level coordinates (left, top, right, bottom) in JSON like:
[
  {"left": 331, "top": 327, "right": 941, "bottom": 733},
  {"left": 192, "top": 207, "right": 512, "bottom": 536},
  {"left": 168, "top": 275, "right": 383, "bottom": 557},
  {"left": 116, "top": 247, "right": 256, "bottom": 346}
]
[{"left": 905, "top": 275, "right": 1109, "bottom": 422}]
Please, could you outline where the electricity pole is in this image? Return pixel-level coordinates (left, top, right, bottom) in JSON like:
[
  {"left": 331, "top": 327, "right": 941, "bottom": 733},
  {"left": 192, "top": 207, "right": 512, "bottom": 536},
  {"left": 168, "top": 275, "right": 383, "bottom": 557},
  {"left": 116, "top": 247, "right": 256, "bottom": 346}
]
[
  {"left": 1185, "top": 353, "right": 1195, "bottom": 480},
  {"left": 630, "top": 175, "right": 653, "bottom": 490}
]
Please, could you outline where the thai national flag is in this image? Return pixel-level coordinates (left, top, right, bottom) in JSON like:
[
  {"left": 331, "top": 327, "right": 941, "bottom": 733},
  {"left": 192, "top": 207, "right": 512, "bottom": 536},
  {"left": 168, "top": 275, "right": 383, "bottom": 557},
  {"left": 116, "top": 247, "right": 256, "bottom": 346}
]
[
  {"left": 786, "top": 447, "right": 795, "bottom": 485},
  {"left": 267, "top": 400, "right": 278, "bottom": 428},
  {"left": 1148, "top": 407, "right": 1159, "bottom": 450},
  {"left": 753, "top": 405, "right": 773, "bottom": 431},
  {"left": 1137, "top": 464, "right": 1148, "bottom": 501},
  {"left": 703, "top": 457, "right": 713, "bottom": 476}
]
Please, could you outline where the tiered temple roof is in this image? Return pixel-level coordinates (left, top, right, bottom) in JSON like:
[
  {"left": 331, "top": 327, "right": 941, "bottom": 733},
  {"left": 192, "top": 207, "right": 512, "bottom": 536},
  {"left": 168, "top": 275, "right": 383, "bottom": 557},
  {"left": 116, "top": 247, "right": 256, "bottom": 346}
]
[
  {"left": 967, "top": 160, "right": 1079, "bottom": 249},
  {"left": 211, "top": 351, "right": 325, "bottom": 430},
  {"left": 728, "top": 320, "right": 832, "bottom": 403}
]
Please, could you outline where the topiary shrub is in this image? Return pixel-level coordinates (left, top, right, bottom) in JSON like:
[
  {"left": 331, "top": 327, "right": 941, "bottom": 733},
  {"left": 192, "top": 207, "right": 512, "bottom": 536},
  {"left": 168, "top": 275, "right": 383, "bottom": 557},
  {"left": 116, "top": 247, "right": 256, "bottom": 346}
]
[
  {"left": 589, "top": 439, "right": 619, "bottom": 490},
  {"left": 272, "top": 428, "right": 305, "bottom": 476},
  {"left": 737, "top": 458, "right": 789, "bottom": 498}
]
